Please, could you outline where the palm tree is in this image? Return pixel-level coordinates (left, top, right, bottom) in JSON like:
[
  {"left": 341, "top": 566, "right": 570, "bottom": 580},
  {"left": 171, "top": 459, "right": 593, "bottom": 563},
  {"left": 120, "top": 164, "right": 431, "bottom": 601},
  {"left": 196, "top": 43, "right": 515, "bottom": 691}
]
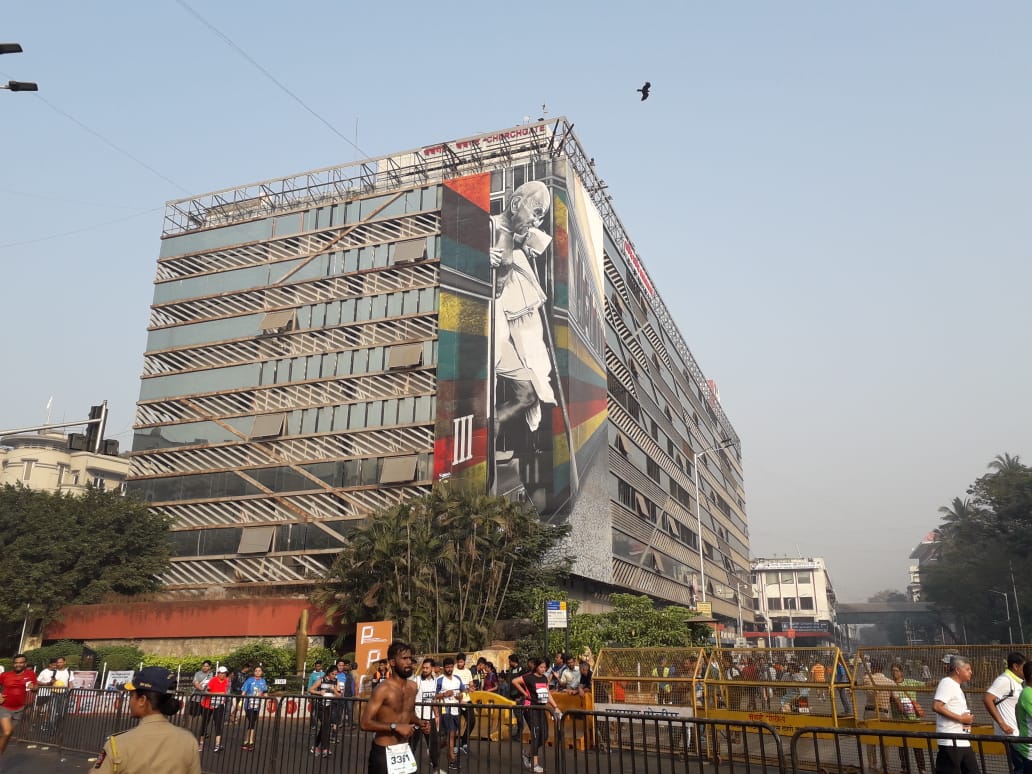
[{"left": 988, "top": 453, "right": 1024, "bottom": 474}]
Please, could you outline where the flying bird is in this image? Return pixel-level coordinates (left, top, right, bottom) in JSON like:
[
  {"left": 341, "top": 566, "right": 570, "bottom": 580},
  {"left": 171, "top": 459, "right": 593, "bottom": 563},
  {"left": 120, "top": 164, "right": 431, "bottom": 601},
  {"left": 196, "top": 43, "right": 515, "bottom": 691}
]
[{"left": 637, "top": 81, "right": 651, "bottom": 101}]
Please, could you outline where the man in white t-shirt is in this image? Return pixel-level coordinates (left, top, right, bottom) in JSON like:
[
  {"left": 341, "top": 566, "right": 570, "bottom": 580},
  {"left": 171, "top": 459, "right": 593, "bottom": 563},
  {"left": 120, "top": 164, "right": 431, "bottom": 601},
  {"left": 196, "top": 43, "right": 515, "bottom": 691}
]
[
  {"left": 983, "top": 651, "right": 1025, "bottom": 774},
  {"left": 933, "top": 655, "right": 978, "bottom": 774},
  {"left": 435, "top": 658, "right": 464, "bottom": 772},
  {"left": 453, "top": 653, "right": 475, "bottom": 754},
  {"left": 412, "top": 658, "right": 442, "bottom": 774}
]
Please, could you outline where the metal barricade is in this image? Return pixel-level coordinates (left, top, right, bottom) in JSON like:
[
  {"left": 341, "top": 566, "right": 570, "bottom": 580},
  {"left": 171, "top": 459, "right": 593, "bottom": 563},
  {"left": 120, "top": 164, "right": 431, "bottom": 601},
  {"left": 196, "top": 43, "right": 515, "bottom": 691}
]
[{"left": 791, "top": 726, "right": 1027, "bottom": 774}]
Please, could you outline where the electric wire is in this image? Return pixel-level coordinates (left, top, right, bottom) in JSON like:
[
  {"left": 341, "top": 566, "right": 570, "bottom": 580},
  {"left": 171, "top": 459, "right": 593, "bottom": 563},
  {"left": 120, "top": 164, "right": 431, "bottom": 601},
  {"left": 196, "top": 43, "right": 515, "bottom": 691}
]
[
  {"left": 172, "top": 0, "right": 369, "bottom": 159},
  {"left": 0, "top": 207, "right": 162, "bottom": 250}
]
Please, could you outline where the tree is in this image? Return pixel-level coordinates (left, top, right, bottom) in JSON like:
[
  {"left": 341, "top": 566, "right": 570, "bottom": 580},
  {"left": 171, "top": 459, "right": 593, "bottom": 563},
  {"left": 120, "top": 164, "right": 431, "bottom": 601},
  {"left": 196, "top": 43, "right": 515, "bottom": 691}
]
[
  {"left": 516, "top": 592, "right": 710, "bottom": 658},
  {"left": 921, "top": 454, "right": 1032, "bottom": 644},
  {"left": 312, "top": 482, "right": 571, "bottom": 653},
  {"left": 0, "top": 484, "right": 172, "bottom": 626}
]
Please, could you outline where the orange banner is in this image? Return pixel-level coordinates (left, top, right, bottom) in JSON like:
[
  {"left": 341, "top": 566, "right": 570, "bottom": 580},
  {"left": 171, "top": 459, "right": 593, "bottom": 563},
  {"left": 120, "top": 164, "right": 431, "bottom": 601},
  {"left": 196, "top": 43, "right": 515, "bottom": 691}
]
[{"left": 355, "top": 621, "right": 393, "bottom": 672}]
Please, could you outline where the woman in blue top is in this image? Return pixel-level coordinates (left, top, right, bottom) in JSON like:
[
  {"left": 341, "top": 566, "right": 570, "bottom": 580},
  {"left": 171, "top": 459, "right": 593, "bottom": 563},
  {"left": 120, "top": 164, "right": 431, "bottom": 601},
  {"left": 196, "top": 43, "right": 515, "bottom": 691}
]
[{"left": 239, "top": 666, "right": 268, "bottom": 751}]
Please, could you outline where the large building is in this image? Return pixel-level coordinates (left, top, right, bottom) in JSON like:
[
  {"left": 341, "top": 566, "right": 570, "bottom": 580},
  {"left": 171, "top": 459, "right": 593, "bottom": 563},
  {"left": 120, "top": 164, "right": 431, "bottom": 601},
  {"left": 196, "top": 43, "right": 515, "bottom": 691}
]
[
  {"left": 0, "top": 432, "right": 128, "bottom": 494},
  {"left": 750, "top": 557, "right": 837, "bottom": 645},
  {"left": 126, "top": 118, "right": 752, "bottom": 631}
]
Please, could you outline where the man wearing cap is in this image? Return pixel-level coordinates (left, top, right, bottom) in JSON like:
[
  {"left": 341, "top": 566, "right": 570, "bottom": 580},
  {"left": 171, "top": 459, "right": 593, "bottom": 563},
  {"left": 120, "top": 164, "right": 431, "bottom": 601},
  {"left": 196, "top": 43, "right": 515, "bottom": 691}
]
[
  {"left": 933, "top": 655, "right": 978, "bottom": 774},
  {"left": 93, "top": 666, "right": 200, "bottom": 774},
  {"left": 983, "top": 652, "right": 1025, "bottom": 774}
]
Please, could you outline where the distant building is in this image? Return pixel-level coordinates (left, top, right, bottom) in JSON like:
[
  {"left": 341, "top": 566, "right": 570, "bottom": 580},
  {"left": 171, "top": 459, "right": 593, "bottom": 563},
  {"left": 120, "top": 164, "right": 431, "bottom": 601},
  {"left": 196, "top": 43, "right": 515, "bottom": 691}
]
[
  {"left": 750, "top": 557, "right": 837, "bottom": 645},
  {"left": 907, "top": 530, "right": 942, "bottom": 602},
  {"left": 0, "top": 432, "right": 128, "bottom": 493}
]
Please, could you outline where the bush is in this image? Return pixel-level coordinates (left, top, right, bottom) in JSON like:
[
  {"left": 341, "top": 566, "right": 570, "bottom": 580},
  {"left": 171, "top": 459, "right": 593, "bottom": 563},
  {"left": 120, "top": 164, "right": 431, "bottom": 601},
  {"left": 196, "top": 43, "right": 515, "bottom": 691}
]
[
  {"left": 24, "top": 640, "right": 83, "bottom": 670},
  {"left": 95, "top": 645, "right": 145, "bottom": 671},
  {"left": 224, "top": 641, "right": 294, "bottom": 680}
]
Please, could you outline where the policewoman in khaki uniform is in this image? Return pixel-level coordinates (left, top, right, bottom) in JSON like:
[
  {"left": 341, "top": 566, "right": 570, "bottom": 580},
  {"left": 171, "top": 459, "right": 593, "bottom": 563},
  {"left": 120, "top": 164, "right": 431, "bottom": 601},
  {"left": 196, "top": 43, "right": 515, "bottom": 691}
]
[{"left": 92, "top": 666, "right": 200, "bottom": 774}]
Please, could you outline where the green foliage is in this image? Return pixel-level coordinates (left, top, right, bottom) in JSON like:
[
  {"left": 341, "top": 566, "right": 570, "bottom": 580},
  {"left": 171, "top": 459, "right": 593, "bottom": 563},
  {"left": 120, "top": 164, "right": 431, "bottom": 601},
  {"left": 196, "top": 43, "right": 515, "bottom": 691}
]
[
  {"left": 305, "top": 646, "right": 339, "bottom": 670},
  {"left": 312, "top": 481, "right": 571, "bottom": 654},
  {"left": 0, "top": 484, "right": 172, "bottom": 624},
  {"left": 95, "top": 645, "right": 145, "bottom": 670},
  {"left": 223, "top": 640, "right": 294, "bottom": 678},
  {"left": 516, "top": 593, "right": 709, "bottom": 657},
  {"left": 23, "top": 640, "right": 83, "bottom": 669},
  {"left": 922, "top": 454, "right": 1032, "bottom": 644}
]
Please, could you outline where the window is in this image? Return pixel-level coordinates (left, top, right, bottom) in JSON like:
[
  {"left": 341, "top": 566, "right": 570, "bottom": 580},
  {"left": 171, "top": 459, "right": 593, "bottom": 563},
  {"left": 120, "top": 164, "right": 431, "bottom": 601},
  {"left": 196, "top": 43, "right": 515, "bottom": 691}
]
[
  {"left": 634, "top": 493, "right": 654, "bottom": 522},
  {"left": 379, "top": 455, "right": 418, "bottom": 484},
  {"left": 780, "top": 572, "right": 794, "bottom": 583},
  {"left": 250, "top": 413, "right": 286, "bottom": 439},
  {"left": 615, "top": 433, "right": 629, "bottom": 457},
  {"left": 767, "top": 597, "right": 782, "bottom": 611},
  {"left": 784, "top": 597, "right": 798, "bottom": 610},
  {"left": 387, "top": 343, "right": 424, "bottom": 369},
  {"left": 617, "top": 479, "right": 633, "bottom": 509},
  {"left": 765, "top": 572, "right": 780, "bottom": 585},
  {"left": 391, "top": 238, "right": 426, "bottom": 264},
  {"left": 56, "top": 464, "right": 67, "bottom": 488},
  {"left": 799, "top": 596, "right": 814, "bottom": 610},
  {"left": 260, "top": 309, "right": 296, "bottom": 332},
  {"left": 646, "top": 458, "right": 661, "bottom": 483},
  {"left": 91, "top": 476, "right": 106, "bottom": 491},
  {"left": 238, "top": 526, "right": 275, "bottom": 554},
  {"left": 21, "top": 459, "right": 34, "bottom": 481},
  {"left": 797, "top": 572, "right": 812, "bottom": 584}
]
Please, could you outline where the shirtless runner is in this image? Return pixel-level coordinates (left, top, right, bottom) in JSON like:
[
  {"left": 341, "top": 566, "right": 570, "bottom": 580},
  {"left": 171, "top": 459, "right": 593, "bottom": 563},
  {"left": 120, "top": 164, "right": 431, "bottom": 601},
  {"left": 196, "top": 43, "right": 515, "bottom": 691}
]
[{"left": 361, "top": 641, "right": 430, "bottom": 774}]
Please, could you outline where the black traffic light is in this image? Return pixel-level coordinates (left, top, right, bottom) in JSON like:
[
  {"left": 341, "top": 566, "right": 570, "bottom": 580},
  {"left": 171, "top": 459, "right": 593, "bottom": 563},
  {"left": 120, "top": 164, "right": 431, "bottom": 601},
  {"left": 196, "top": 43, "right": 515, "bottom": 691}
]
[{"left": 83, "top": 403, "right": 107, "bottom": 453}]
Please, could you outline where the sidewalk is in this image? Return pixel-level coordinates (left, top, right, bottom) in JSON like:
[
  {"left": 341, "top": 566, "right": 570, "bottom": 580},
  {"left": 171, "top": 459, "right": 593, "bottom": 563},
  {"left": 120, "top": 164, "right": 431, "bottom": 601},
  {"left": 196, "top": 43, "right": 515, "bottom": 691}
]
[{"left": 0, "top": 741, "right": 94, "bottom": 772}]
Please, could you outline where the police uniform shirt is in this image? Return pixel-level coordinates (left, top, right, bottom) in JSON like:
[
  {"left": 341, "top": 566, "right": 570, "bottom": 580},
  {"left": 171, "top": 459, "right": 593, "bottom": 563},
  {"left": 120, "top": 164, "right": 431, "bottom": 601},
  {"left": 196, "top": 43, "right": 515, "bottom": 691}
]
[{"left": 93, "top": 714, "right": 201, "bottom": 774}]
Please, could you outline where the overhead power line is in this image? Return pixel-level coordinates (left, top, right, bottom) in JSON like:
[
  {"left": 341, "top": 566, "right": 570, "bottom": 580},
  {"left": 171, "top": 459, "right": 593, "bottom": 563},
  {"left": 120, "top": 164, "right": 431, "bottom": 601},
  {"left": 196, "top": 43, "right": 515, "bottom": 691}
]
[{"left": 173, "top": 0, "right": 369, "bottom": 158}]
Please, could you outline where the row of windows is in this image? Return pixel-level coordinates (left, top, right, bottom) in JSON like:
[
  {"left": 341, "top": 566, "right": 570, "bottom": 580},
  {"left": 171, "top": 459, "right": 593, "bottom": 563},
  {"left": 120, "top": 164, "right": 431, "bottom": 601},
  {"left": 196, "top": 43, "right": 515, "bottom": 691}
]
[
  {"left": 134, "top": 394, "right": 436, "bottom": 452},
  {"left": 612, "top": 530, "right": 694, "bottom": 585},
  {"left": 141, "top": 328, "right": 436, "bottom": 401},
  {"left": 132, "top": 453, "right": 433, "bottom": 505},
  {"left": 762, "top": 597, "right": 816, "bottom": 611},
  {"left": 159, "top": 186, "right": 441, "bottom": 260},
  {"left": 614, "top": 476, "right": 700, "bottom": 551},
  {"left": 754, "top": 571, "right": 814, "bottom": 585}
]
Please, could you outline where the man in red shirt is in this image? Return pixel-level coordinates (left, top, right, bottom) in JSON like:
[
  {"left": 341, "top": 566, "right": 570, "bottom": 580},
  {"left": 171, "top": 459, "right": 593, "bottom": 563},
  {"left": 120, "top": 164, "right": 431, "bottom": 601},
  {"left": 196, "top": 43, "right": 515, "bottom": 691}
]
[{"left": 0, "top": 654, "right": 37, "bottom": 757}]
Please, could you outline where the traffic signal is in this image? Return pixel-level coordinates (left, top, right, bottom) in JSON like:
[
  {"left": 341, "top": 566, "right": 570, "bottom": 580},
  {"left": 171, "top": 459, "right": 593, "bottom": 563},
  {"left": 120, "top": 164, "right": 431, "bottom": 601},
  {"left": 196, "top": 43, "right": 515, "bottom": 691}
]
[{"left": 83, "top": 403, "right": 107, "bottom": 453}]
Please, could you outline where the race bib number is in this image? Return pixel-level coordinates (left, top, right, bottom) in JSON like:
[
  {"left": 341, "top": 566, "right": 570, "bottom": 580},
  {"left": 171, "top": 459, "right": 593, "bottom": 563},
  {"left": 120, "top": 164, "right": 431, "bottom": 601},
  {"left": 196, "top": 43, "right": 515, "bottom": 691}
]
[
  {"left": 386, "top": 742, "right": 417, "bottom": 774},
  {"left": 535, "top": 685, "right": 550, "bottom": 704}
]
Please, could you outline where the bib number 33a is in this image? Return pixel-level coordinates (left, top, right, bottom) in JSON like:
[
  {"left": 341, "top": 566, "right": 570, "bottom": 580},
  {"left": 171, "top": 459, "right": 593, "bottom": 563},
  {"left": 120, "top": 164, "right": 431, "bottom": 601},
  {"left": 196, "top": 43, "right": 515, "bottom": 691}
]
[{"left": 386, "top": 742, "right": 417, "bottom": 774}]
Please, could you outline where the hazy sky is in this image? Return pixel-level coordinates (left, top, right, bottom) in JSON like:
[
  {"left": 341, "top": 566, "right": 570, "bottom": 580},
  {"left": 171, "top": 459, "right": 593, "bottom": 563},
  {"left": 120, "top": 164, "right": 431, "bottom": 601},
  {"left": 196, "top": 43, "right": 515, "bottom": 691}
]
[{"left": 2, "top": 3, "right": 1028, "bottom": 602}]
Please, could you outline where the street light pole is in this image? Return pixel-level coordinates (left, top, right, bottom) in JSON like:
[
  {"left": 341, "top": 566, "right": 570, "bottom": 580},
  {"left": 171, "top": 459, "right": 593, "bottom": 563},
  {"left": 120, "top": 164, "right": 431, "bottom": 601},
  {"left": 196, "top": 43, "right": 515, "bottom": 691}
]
[
  {"left": 1011, "top": 562, "right": 1026, "bottom": 643},
  {"left": 0, "top": 43, "right": 38, "bottom": 93},
  {"left": 692, "top": 438, "right": 736, "bottom": 604},
  {"left": 990, "top": 590, "right": 1013, "bottom": 644}
]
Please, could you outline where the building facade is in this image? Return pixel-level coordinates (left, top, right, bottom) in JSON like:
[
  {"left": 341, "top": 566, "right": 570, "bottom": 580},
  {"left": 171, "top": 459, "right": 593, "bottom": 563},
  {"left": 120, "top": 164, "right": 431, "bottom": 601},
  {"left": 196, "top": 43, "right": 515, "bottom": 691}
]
[
  {"left": 128, "top": 118, "right": 751, "bottom": 628},
  {"left": 0, "top": 432, "right": 128, "bottom": 493},
  {"left": 750, "top": 557, "right": 836, "bottom": 645}
]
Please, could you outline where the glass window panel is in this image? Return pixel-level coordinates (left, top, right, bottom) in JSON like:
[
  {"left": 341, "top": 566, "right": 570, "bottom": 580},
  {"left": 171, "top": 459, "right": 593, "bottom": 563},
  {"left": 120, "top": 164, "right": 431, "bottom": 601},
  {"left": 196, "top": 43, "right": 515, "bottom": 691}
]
[
  {"left": 368, "top": 347, "right": 384, "bottom": 372},
  {"left": 373, "top": 243, "right": 389, "bottom": 268},
  {"left": 138, "top": 364, "right": 260, "bottom": 401},
  {"left": 310, "top": 304, "right": 326, "bottom": 329},
  {"left": 382, "top": 399, "right": 398, "bottom": 425},
  {"left": 340, "top": 298, "right": 356, "bottom": 323},
  {"left": 291, "top": 357, "right": 306, "bottom": 381},
  {"left": 358, "top": 247, "right": 374, "bottom": 271},
  {"left": 153, "top": 260, "right": 304, "bottom": 304},
  {"left": 414, "top": 395, "right": 432, "bottom": 423},
  {"left": 301, "top": 409, "right": 317, "bottom": 435},
  {"left": 331, "top": 204, "right": 345, "bottom": 227},
  {"left": 403, "top": 290, "right": 419, "bottom": 315},
  {"left": 352, "top": 349, "right": 368, "bottom": 373},
  {"left": 343, "top": 249, "right": 358, "bottom": 273},
  {"left": 333, "top": 405, "right": 350, "bottom": 430},
  {"left": 366, "top": 401, "right": 383, "bottom": 427},
  {"left": 419, "top": 287, "right": 436, "bottom": 313},
  {"left": 369, "top": 294, "right": 387, "bottom": 319},
  {"left": 132, "top": 418, "right": 250, "bottom": 451},
  {"left": 285, "top": 410, "right": 302, "bottom": 435},
  {"left": 146, "top": 314, "right": 264, "bottom": 351},
  {"left": 342, "top": 459, "right": 361, "bottom": 487},
  {"left": 336, "top": 350, "right": 353, "bottom": 375},
  {"left": 325, "top": 301, "right": 341, "bottom": 326},
  {"left": 274, "top": 213, "right": 302, "bottom": 237},
  {"left": 306, "top": 355, "right": 320, "bottom": 378},
  {"left": 321, "top": 353, "right": 337, "bottom": 378},
  {"left": 158, "top": 219, "right": 273, "bottom": 259},
  {"left": 397, "top": 397, "right": 415, "bottom": 424},
  {"left": 386, "top": 293, "right": 403, "bottom": 317},
  {"left": 355, "top": 297, "right": 372, "bottom": 321},
  {"left": 361, "top": 458, "right": 379, "bottom": 485},
  {"left": 296, "top": 306, "right": 312, "bottom": 329},
  {"left": 348, "top": 403, "right": 366, "bottom": 430}
]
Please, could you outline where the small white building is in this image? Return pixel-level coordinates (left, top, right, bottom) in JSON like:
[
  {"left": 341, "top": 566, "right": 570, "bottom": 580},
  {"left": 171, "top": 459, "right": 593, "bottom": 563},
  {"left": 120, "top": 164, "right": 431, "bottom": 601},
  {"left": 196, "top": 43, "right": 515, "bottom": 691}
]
[
  {"left": 0, "top": 432, "right": 128, "bottom": 493},
  {"left": 750, "top": 556, "right": 837, "bottom": 646}
]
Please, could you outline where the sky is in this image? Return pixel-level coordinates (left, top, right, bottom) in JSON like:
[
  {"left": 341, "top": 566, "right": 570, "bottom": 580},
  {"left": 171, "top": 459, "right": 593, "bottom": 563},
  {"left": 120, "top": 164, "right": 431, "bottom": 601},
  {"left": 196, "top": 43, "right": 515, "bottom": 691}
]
[{"left": 1, "top": 2, "right": 1029, "bottom": 603}]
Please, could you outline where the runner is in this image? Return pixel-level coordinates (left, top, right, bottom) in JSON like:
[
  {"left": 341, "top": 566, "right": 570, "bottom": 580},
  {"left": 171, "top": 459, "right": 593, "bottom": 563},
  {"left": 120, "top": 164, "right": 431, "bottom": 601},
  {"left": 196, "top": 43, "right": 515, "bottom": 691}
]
[
  {"left": 512, "top": 658, "right": 563, "bottom": 774},
  {"left": 0, "top": 654, "right": 36, "bottom": 759},
  {"left": 361, "top": 640, "right": 429, "bottom": 774}
]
